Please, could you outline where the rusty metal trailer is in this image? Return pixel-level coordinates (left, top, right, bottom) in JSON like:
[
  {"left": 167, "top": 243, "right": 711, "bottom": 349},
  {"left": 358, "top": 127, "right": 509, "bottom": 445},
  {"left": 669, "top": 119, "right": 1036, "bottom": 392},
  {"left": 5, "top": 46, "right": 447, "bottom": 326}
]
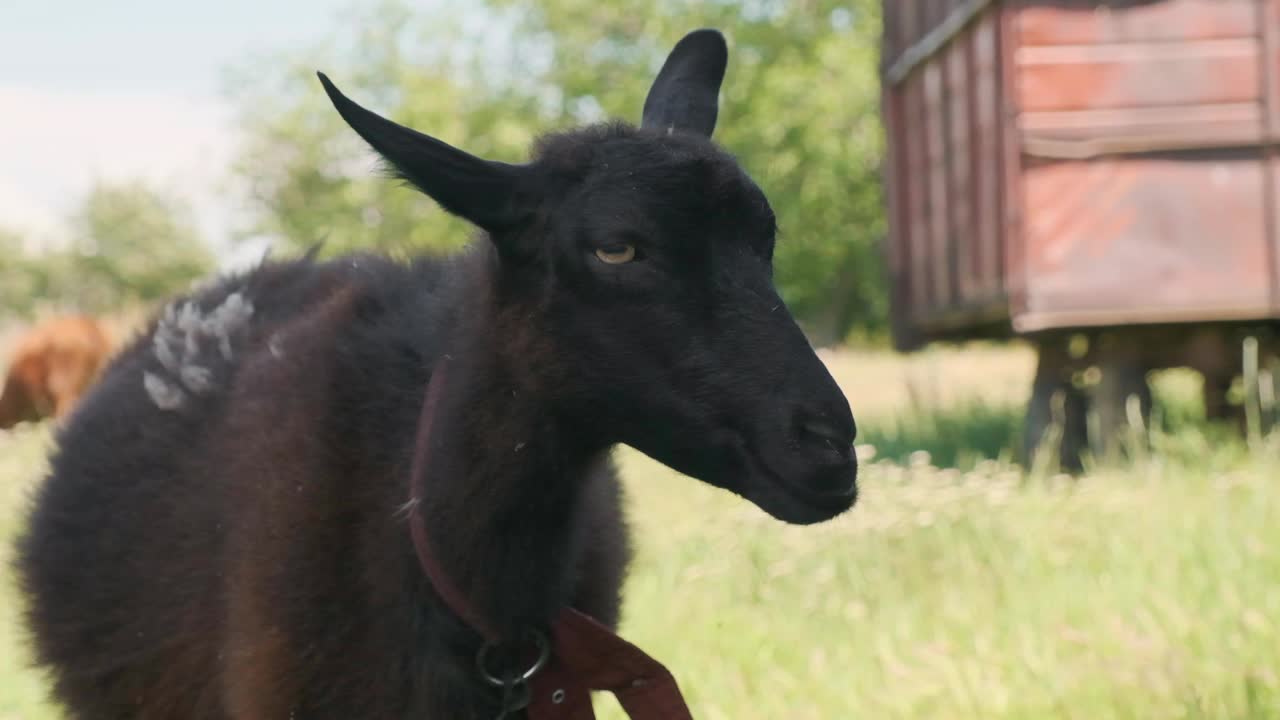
[{"left": 880, "top": 0, "right": 1280, "bottom": 464}]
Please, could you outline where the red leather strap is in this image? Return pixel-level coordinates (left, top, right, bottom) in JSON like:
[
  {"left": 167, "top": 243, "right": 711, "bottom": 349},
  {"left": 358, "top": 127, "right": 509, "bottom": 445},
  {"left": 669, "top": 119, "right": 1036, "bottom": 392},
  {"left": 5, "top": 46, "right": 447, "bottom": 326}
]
[
  {"left": 527, "top": 609, "right": 693, "bottom": 719},
  {"left": 408, "top": 358, "right": 500, "bottom": 642},
  {"left": 409, "top": 358, "right": 693, "bottom": 718}
]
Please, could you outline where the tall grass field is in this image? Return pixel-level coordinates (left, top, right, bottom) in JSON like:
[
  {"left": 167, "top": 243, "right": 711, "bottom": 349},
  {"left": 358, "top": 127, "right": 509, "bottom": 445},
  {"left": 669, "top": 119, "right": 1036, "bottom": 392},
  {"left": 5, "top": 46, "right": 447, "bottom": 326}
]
[{"left": 2, "top": 343, "right": 1278, "bottom": 719}]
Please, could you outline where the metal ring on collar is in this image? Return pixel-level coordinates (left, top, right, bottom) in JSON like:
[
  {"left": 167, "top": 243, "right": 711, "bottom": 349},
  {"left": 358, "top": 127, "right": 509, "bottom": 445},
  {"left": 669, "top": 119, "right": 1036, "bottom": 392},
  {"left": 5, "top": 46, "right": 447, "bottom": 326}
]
[{"left": 476, "top": 629, "right": 550, "bottom": 687}]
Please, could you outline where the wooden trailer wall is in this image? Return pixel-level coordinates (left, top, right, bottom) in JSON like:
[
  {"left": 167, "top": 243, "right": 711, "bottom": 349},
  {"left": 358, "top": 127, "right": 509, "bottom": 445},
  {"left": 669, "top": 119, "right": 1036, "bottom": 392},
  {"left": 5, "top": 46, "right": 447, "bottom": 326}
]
[{"left": 882, "top": 0, "right": 1280, "bottom": 351}]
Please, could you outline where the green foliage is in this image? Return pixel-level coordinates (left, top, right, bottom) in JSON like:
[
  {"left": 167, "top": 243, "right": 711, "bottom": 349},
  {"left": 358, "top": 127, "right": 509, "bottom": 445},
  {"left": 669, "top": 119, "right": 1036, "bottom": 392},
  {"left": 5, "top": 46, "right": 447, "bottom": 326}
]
[
  {"left": 0, "top": 182, "right": 212, "bottom": 320},
  {"left": 228, "top": 0, "right": 887, "bottom": 341},
  {"left": 62, "top": 180, "right": 214, "bottom": 312},
  {"left": 226, "top": 0, "right": 547, "bottom": 259},
  {"left": 0, "top": 228, "right": 69, "bottom": 319}
]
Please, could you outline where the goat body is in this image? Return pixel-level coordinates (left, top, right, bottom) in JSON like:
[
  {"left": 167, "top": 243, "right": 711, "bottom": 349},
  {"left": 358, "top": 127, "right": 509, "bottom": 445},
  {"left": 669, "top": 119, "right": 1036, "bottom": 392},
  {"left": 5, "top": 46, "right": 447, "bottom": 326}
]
[
  {"left": 18, "top": 251, "right": 629, "bottom": 718},
  {"left": 15, "top": 29, "right": 857, "bottom": 719}
]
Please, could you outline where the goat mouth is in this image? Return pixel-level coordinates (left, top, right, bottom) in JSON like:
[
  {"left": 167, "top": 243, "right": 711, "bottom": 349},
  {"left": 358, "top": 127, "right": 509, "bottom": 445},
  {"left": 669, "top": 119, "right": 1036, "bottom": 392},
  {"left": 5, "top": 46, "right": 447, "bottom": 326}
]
[
  {"left": 735, "top": 441, "right": 857, "bottom": 525},
  {"left": 638, "top": 428, "right": 856, "bottom": 523}
]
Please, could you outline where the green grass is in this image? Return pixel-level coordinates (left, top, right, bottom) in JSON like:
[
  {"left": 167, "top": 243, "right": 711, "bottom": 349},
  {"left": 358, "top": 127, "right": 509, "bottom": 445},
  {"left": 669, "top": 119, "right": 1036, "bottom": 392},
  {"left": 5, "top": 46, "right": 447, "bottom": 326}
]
[
  {"left": 0, "top": 426, "right": 59, "bottom": 720},
  {"left": 3, "top": 345, "right": 1279, "bottom": 719}
]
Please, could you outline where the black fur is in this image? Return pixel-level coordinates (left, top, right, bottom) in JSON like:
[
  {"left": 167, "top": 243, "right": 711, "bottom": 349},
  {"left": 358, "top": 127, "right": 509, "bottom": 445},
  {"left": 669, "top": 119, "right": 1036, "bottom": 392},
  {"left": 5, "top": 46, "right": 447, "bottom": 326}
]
[{"left": 14, "top": 28, "right": 857, "bottom": 719}]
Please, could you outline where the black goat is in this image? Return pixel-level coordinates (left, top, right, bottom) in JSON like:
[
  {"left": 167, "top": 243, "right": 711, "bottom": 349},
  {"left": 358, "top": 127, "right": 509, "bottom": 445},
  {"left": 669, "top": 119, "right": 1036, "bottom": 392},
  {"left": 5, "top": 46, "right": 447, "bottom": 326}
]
[{"left": 14, "top": 28, "right": 857, "bottom": 719}]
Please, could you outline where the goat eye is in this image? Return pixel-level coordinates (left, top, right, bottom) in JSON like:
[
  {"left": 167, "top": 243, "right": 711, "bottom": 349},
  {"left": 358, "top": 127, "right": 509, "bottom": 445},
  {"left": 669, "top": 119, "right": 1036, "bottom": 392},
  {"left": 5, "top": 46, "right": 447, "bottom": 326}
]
[{"left": 594, "top": 244, "right": 636, "bottom": 265}]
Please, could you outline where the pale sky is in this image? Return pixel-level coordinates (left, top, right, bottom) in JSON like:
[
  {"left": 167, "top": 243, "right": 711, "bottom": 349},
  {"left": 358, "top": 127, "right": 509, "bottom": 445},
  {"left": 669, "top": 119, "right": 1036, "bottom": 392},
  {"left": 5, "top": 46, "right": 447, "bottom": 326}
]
[{"left": 1, "top": 0, "right": 358, "bottom": 265}]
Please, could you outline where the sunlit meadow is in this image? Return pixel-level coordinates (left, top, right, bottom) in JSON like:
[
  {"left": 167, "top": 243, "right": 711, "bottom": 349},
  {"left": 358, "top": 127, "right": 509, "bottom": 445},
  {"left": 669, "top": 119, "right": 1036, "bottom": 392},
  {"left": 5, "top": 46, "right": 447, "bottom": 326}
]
[{"left": 2, "top": 342, "right": 1278, "bottom": 719}]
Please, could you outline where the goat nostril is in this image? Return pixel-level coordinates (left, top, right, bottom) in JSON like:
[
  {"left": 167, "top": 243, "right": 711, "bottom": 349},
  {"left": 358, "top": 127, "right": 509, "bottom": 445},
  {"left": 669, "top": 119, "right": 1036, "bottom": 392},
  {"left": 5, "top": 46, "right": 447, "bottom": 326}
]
[{"left": 798, "top": 417, "right": 849, "bottom": 449}]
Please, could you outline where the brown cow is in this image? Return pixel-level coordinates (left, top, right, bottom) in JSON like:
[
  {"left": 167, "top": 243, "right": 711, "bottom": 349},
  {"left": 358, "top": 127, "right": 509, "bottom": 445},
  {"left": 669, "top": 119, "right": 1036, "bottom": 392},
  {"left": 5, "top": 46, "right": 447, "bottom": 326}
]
[{"left": 0, "top": 315, "right": 114, "bottom": 429}]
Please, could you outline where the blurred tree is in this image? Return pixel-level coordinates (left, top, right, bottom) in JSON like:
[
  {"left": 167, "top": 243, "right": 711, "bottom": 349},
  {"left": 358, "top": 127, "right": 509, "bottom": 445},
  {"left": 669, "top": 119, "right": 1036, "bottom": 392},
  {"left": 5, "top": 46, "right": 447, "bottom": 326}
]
[
  {"left": 0, "top": 226, "right": 32, "bottom": 317},
  {"left": 225, "top": 0, "right": 547, "bottom": 259},
  {"left": 0, "top": 226, "right": 72, "bottom": 319},
  {"left": 229, "top": 0, "right": 885, "bottom": 343},
  {"left": 0, "top": 227, "right": 38, "bottom": 317},
  {"left": 62, "top": 180, "right": 214, "bottom": 312}
]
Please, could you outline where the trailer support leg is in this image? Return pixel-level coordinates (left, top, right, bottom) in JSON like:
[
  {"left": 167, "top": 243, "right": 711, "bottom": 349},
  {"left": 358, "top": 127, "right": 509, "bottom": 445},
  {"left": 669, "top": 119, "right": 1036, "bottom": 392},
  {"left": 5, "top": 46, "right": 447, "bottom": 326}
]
[
  {"left": 1024, "top": 338, "right": 1088, "bottom": 472},
  {"left": 1092, "top": 338, "right": 1153, "bottom": 463}
]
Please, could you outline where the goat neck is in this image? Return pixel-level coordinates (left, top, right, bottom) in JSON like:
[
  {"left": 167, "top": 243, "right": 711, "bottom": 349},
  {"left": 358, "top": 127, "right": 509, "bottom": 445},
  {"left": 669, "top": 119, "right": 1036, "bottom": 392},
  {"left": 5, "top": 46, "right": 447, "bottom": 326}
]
[{"left": 410, "top": 283, "right": 605, "bottom": 646}]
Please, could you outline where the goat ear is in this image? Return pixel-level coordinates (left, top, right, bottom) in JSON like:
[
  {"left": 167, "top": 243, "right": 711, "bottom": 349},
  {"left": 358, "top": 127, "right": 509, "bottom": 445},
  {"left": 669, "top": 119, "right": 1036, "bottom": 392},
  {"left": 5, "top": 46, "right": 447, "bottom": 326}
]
[
  {"left": 641, "top": 29, "right": 728, "bottom": 138},
  {"left": 317, "top": 72, "right": 534, "bottom": 234}
]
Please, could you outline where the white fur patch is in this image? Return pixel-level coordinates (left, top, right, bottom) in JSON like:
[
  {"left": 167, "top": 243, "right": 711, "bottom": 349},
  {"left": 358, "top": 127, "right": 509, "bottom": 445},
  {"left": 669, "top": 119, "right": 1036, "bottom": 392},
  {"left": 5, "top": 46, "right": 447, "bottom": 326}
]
[
  {"left": 393, "top": 496, "right": 421, "bottom": 520},
  {"left": 267, "top": 332, "right": 285, "bottom": 359},
  {"left": 144, "top": 291, "right": 255, "bottom": 410},
  {"left": 143, "top": 372, "right": 186, "bottom": 410}
]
